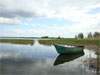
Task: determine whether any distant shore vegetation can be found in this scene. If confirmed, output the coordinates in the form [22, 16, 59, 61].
[39, 32, 100, 47]
[75, 32, 100, 39]
[0, 32, 100, 46]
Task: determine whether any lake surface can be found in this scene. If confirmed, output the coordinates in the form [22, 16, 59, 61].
[0, 40, 99, 75]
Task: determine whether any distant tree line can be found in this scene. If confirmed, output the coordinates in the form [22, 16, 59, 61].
[41, 36, 49, 38]
[41, 36, 62, 39]
[75, 33, 84, 39]
[75, 32, 100, 39]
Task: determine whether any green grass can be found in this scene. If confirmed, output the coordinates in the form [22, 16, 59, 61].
[39, 38, 100, 47]
[0, 38, 99, 47]
[0, 39, 34, 45]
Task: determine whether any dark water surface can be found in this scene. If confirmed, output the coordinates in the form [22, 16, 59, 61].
[0, 40, 99, 75]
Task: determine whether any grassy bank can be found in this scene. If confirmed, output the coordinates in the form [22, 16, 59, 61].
[0, 38, 99, 47]
[39, 38, 100, 47]
[0, 39, 34, 45]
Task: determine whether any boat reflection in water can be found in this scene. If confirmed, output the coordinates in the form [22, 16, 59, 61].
[54, 52, 84, 66]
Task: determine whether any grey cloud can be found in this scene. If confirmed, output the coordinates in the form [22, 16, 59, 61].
[0, 0, 100, 25]
[0, 0, 100, 19]
[0, 0, 43, 19]
[0, 8, 37, 18]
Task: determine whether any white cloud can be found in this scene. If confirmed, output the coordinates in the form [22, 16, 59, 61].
[0, 17, 21, 25]
[0, 0, 100, 37]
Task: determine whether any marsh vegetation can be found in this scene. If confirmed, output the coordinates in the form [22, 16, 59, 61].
[0, 39, 34, 45]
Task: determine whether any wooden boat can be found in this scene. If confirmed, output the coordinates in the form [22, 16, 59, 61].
[54, 52, 84, 66]
[54, 45, 84, 54]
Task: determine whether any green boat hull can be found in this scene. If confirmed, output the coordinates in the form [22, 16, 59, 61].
[54, 45, 84, 54]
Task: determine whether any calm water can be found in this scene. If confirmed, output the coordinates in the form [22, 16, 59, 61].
[0, 40, 99, 75]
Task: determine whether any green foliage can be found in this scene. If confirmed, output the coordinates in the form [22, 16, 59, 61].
[77, 33, 84, 39]
[75, 35, 77, 39]
[41, 36, 49, 38]
[93, 32, 100, 38]
[0, 39, 34, 45]
[39, 38, 100, 46]
[57, 36, 61, 39]
[88, 32, 93, 38]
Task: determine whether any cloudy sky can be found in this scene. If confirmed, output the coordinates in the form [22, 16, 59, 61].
[0, 0, 100, 37]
